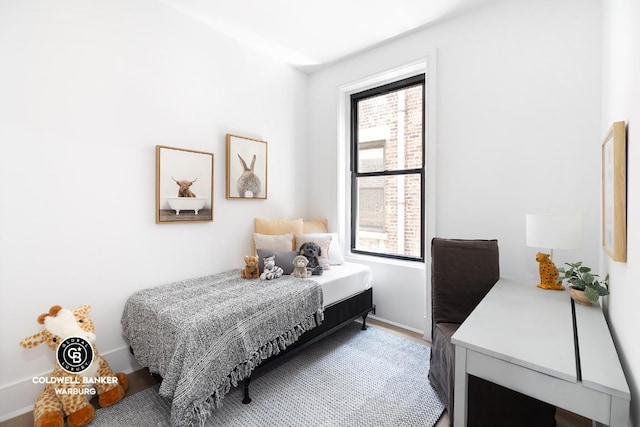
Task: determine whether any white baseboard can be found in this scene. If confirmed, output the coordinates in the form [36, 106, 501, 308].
[0, 345, 142, 422]
[363, 314, 425, 335]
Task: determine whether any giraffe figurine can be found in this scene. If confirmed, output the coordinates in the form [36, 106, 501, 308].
[20, 305, 129, 427]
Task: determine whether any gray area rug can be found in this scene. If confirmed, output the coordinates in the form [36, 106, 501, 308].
[92, 322, 445, 426]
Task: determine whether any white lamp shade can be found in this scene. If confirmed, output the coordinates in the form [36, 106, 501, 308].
[526, 214, 582, 250]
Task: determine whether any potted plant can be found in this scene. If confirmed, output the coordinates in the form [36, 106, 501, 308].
[558, 261, 609, 305]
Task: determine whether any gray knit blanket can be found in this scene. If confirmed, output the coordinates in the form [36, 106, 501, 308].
[121, 269, 323, 427]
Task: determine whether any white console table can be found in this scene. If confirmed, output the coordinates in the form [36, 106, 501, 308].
[451, 278, 630, 427]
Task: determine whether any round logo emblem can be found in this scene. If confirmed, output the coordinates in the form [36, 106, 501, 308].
[56, 336, 94, 374]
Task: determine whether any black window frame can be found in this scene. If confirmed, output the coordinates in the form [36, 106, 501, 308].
[350, 74, 426, 262]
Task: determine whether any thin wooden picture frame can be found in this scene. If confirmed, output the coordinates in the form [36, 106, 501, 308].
[601, 121, 626, 261]
[226, 134, 268, 200]
[156, 145, 214, 223]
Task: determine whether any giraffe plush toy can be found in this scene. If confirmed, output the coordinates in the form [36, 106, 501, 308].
[20, 305, 129, 427]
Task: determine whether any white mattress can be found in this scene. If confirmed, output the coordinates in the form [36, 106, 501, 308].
[311, 262, 373, 307]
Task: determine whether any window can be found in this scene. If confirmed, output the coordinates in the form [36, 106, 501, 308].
[350, 74, 425, 261]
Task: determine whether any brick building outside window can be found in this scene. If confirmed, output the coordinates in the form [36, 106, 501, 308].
[351, 75, 425, 261]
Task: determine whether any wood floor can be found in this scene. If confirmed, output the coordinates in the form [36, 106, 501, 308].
[1, 318, 591, 427]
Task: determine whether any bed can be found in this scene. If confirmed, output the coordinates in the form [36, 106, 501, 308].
[121, 262, 374, 427]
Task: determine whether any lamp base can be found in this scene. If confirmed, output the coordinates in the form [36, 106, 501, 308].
[537, 282, 565, 291]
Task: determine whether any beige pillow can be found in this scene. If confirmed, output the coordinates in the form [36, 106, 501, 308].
[295, 234, 332, 270]
[303, 218, 329, 233]
[303, 232, 345, 265]
[255, 218, 304, 236]
[253, 233, 295, 253]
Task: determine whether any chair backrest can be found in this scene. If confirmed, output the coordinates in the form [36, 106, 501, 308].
[431, 238, 500, 325]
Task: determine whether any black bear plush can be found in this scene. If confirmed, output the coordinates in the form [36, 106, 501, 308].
[298, 241, 324, 275]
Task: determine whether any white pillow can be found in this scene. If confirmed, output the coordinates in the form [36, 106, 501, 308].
[253, 233, 294, 253]
[295, 234, 333, 270]
[303, 232, 345, 265]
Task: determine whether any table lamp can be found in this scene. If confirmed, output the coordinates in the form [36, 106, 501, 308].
[526, 214, 582, 290]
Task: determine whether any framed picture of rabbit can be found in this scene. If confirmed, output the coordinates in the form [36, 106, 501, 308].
[226, 134, 268, 199]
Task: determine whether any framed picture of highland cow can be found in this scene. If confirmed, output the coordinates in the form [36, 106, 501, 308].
[226, 134, 268, 200]
[156, 145, 214, 223]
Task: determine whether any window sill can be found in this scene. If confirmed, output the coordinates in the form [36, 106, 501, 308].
[345, 253, 425, 270]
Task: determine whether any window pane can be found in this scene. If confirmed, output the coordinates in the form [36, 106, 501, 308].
[354, 174, 422, 258]
[356, 84, 423, 173]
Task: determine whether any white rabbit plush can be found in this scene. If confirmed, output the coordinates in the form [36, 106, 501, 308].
[237, 154, 261, 197]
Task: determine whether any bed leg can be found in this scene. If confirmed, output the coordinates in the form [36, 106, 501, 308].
[242, 377, 252, 404]
[361, 313, 368, 330]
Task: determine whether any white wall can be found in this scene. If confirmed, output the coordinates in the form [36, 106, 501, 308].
[308, 0, 602, 334]
[0, 0, 309, 419]
[2, 0, 629, 422]
[602, 0, 640, 424]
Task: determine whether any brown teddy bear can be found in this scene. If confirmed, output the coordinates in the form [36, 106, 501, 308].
[241, 255, 260, 278]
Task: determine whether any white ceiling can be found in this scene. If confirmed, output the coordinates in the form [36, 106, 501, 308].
[159, 0, 497, 72]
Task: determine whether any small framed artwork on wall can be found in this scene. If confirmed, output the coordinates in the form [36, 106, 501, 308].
[226, 134, 268, 200]
[601, 121, 626, 261]
[156, 145, 214, 223]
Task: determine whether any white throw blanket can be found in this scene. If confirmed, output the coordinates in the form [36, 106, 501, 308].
[121, 269, 323, 426]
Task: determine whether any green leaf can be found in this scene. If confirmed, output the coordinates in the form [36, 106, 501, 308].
[591, 283, 610, 296]
[582, 272, 594, 284]
[579, 266, 591, 273]
[569, 279, 584, 289]
[585, 286, 600, 303]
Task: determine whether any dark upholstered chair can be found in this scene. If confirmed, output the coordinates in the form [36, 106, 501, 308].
[428, 238, 556, 427]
